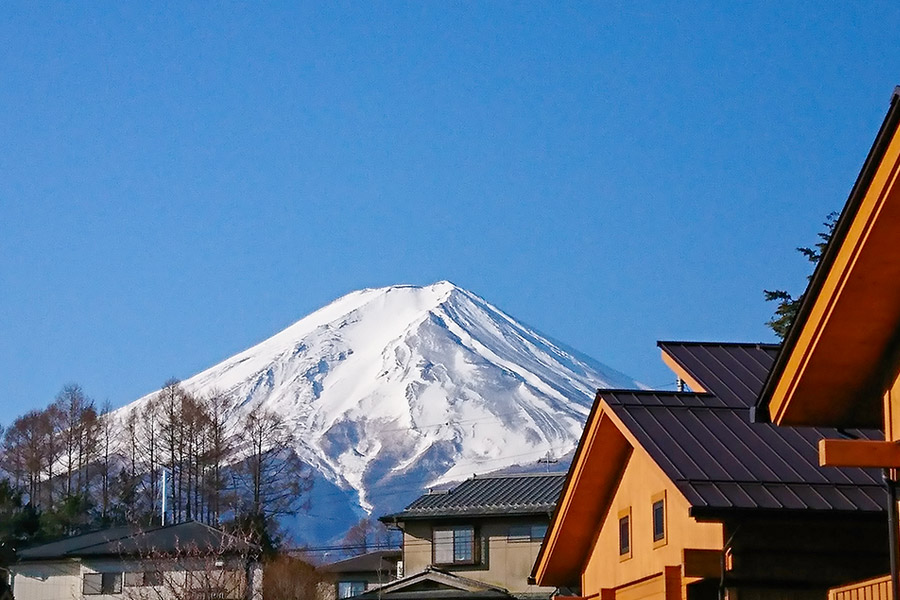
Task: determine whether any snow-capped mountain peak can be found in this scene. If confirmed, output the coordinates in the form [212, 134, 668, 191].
[122, 281, 638, 539]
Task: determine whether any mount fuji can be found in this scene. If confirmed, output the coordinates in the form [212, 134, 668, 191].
[119, 281, 640, 543]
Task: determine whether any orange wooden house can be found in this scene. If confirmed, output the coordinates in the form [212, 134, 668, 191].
[531, 342, 889, 600]
[754, 89, 900, 599]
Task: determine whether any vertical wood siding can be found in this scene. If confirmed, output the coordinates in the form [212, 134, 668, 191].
[829, 575, 891, 600]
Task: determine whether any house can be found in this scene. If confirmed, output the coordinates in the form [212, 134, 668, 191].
[320, 549, 401, 598]
[373, 472, 565, 599]
[532, 341, 890, 600]
[10, 520, 262, 600]
[754, 89, 900, 598]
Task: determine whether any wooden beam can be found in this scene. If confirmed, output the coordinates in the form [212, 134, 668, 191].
[819, 438, 900, 468]
[683, 549, 722, 579]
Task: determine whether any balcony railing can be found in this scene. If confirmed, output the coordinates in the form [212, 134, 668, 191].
[829, 574, 892, 600]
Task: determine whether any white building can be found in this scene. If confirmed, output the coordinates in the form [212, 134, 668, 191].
[10, 521, 262, 600]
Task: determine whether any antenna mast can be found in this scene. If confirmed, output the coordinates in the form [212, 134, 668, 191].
[537, 451, 558, 473]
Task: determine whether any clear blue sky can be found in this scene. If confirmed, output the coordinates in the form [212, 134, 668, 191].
[2, 2, 899, 418]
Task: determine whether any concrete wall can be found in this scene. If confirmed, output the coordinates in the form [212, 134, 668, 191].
[402, 516, 554, 595]
[11, 561, 80, 600]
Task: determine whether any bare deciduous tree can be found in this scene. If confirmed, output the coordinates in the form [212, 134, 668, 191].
[137, 396, 163, 522]
[116, 525, 263, 600]
[237, 410, 310, 524]
[40, 403, 64, 506]
[341, 518, 394, 557]
[97, 400, 116, 521]
[3, 410, 50, 506]
[200, 389, 235, 525]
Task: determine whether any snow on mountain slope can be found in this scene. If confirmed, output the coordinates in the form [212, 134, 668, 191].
[120, 281, 639, 540]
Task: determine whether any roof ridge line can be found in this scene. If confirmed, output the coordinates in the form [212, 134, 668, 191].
[598, 389, 716, 396]
[469, 472, 567, 480]
[657, 340, 780, 348]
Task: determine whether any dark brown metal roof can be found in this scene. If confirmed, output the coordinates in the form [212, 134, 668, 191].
[658, 341, 779, 407]
[383, 473, 565, 521]
[601, 342, 886, 516]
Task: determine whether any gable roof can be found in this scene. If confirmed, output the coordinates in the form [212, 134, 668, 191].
[756, 88, 900, 428]
[17, 521, 257, 561]
[658, 341, 780, 405]
[320, 549, 401, 574]
[356, 567, 513, 599]
[602, 390, 884, 517]
[382, 473, 565, 522]
[533, 341, 885, 587]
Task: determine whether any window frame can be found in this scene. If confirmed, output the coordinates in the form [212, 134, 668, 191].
[337, 580, 367, 598]
[618, 507, 632, 561]
[83, 572, 123, 595]
[124, 570, 164, 588]
[432, 524, 479, 566]
[507, 523, 549, 543]
[652, 490, 667, 548]
[83, 573, 102, 596]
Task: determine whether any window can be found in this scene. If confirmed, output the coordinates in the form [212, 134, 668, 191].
[433, 525, 478, 565]
[338, 581, 367, 598]
[652, 491, 667, 547]
[83, 572, 122, 595]
[145, 571, 164, 586]
[508, 524, 549, 543]
[618, 508, 632, 559]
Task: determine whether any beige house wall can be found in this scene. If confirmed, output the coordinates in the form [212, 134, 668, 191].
[402, 516, 554, 595]
[581, 448, 723, 595]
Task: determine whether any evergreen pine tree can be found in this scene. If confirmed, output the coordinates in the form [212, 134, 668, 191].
[764, 212, 838, 338]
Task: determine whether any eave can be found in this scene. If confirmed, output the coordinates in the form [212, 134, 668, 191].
[380, 508, 556, 524]
[530, 395, 633, 587]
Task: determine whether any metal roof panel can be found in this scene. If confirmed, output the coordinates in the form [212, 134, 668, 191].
[599, 342, 886, 515]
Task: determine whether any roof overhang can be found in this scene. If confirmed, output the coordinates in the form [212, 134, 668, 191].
[758, 88, 900, 428]
[688, 505, 887, 521]
[531, 396, 633, 587]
